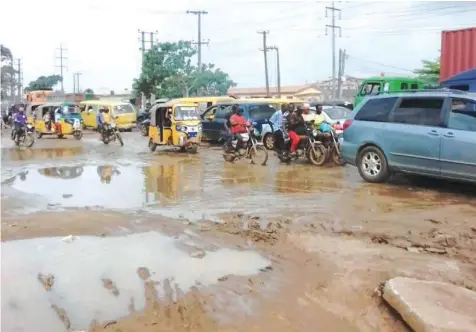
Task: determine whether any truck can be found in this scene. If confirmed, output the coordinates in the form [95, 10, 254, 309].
[440, 27, 476, 91]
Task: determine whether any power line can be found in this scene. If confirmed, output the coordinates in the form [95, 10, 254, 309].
[187, 10, 209, 71]
[55, 44, 67, 93]
[325, 1, 341, 100]
[257, 30, 270, 96]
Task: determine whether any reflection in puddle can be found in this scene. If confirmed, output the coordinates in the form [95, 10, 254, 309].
[7, 163, 204, 209]
[1, 231, 270, 331]
[1, 147, 83, 162]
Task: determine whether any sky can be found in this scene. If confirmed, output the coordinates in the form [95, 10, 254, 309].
[1, 0, 475, 93]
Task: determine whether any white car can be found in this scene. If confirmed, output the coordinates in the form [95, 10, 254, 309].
[260, 105, 352, 149]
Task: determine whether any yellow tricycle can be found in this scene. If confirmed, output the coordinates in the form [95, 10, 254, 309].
[148, 101, 202, 153]
[33, 102, 82, 139]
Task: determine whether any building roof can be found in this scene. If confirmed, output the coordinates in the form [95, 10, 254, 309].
[227, 84, 320, 95]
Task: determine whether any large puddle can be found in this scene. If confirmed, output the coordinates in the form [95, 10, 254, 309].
[2, 159, 473, 219]
[1, 231, 270, 331]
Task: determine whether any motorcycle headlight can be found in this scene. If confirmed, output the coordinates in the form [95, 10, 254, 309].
[312, 129, 318, 136]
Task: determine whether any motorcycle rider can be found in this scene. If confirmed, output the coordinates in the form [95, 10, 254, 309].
[224, 104, 238, 152]
[270, 103, 288, 152]
[313, 104, 334, 127]
[12, 107, 27, 141]
[96, 108, 106, 139]
[287, 105, 306, 156]
[229, 105, 250, 151]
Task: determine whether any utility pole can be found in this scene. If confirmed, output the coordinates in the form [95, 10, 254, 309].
[55, 44, 68, 93]
[16, 59, 22, 98]
[267, 46, 281, 98]
[258, 30, 270, 97]
[73, 72, 82, 93]
[138, 30, 158, 60]
[337, 49, 347, 100]
[325, 2, 341, 100]
[186, 10, 209, 71]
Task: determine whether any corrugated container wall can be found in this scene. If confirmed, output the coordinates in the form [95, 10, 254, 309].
[440, 27, 476, 82]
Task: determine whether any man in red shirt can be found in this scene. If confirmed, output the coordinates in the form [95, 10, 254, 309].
[228, 107, 250, 150]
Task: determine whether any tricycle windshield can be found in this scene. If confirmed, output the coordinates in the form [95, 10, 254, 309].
[175, 106, 200, 121]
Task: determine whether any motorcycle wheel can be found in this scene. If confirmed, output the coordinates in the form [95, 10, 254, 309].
[223, 153, 236, 163]
[35, 130, 43, 139]
[73, 130, 83, 140]
[250, 145, 268, 166]
[24, 133, 35, 147]
[115, 132, 124, 146]
[187, 144, 198, 154]
[307, 143, 327, 166]
[331, 146, 346, 166]
[263, 133, 275, 150]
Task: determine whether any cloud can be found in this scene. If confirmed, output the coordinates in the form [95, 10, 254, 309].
[1, 0, 475, 92]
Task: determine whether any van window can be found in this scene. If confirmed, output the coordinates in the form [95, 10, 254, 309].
[410, 83, 419, 90]
[448, 84, 470, 91]
[448, 98, 476, 132]
[400, 83, 408, 90]
[354, 97, 398, 122]
[391, 98, 443, 127]
[215, 105, 232, 119]
[249, 104, 276, 121]
[113, 104, 134, 114]
[360, 82, 381, 96]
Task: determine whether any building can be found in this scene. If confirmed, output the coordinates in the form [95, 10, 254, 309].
[227, 84, 323, 101]
[316, 75, 363, 101]
[95, 88, 133, 102]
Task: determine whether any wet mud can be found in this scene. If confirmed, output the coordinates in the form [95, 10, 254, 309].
[1, 132, 476, 332]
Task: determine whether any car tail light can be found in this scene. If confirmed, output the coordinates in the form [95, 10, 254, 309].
[343, 119, 353, 130]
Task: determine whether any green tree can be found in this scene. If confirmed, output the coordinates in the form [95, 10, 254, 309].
[133, 41, 236, 98]
[1, 45, 16, 100]
[26, 75, 62, 91]
[414, 57, 440, 85]
[84, 88, 94, 94]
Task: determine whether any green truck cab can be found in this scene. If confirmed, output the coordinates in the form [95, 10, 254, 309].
[354, 77, 424, 107]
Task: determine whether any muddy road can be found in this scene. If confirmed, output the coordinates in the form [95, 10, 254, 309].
[2, 131, 476, 332]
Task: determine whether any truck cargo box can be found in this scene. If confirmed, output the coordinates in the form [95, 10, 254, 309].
[440, 27, 476, 82]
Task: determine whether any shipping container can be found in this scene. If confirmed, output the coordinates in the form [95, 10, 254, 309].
[440, 27, 476, 82]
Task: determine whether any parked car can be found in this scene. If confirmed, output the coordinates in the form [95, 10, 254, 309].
[341, 91, 476, 183]
[201, 101, 276, 142]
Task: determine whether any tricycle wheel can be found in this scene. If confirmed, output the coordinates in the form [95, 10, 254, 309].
[73, 131, 83, 140]
[187, 144, 198, 154]
[57, 134, 64, 139]
[149, 139, 157, 152]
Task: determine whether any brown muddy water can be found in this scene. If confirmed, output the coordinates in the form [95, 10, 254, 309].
[1, 132, 476, 332]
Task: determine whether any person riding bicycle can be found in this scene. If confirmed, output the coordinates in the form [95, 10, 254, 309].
[12, 107, 27, 141]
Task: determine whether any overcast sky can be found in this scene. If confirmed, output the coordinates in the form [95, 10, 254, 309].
[1, 0, 475, 92]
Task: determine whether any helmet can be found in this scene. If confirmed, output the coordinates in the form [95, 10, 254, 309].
[18, 107, 25, 113]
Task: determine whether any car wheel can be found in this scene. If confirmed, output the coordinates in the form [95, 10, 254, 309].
[357, 146, 390, 183]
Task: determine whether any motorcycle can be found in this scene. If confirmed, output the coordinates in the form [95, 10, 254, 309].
[12, 123, 35, 147]
[314, 122, 346, 166]
[139, 118, 150, 136]
[274, 122, 327, 166]
[222, 123, 268, 165]
[101, 121, 124, 146]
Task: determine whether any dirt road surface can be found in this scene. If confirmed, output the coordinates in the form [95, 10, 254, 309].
[2, 130, 476, 332]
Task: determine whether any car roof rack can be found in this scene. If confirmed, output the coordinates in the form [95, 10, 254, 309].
[380, 88, 467, 95]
